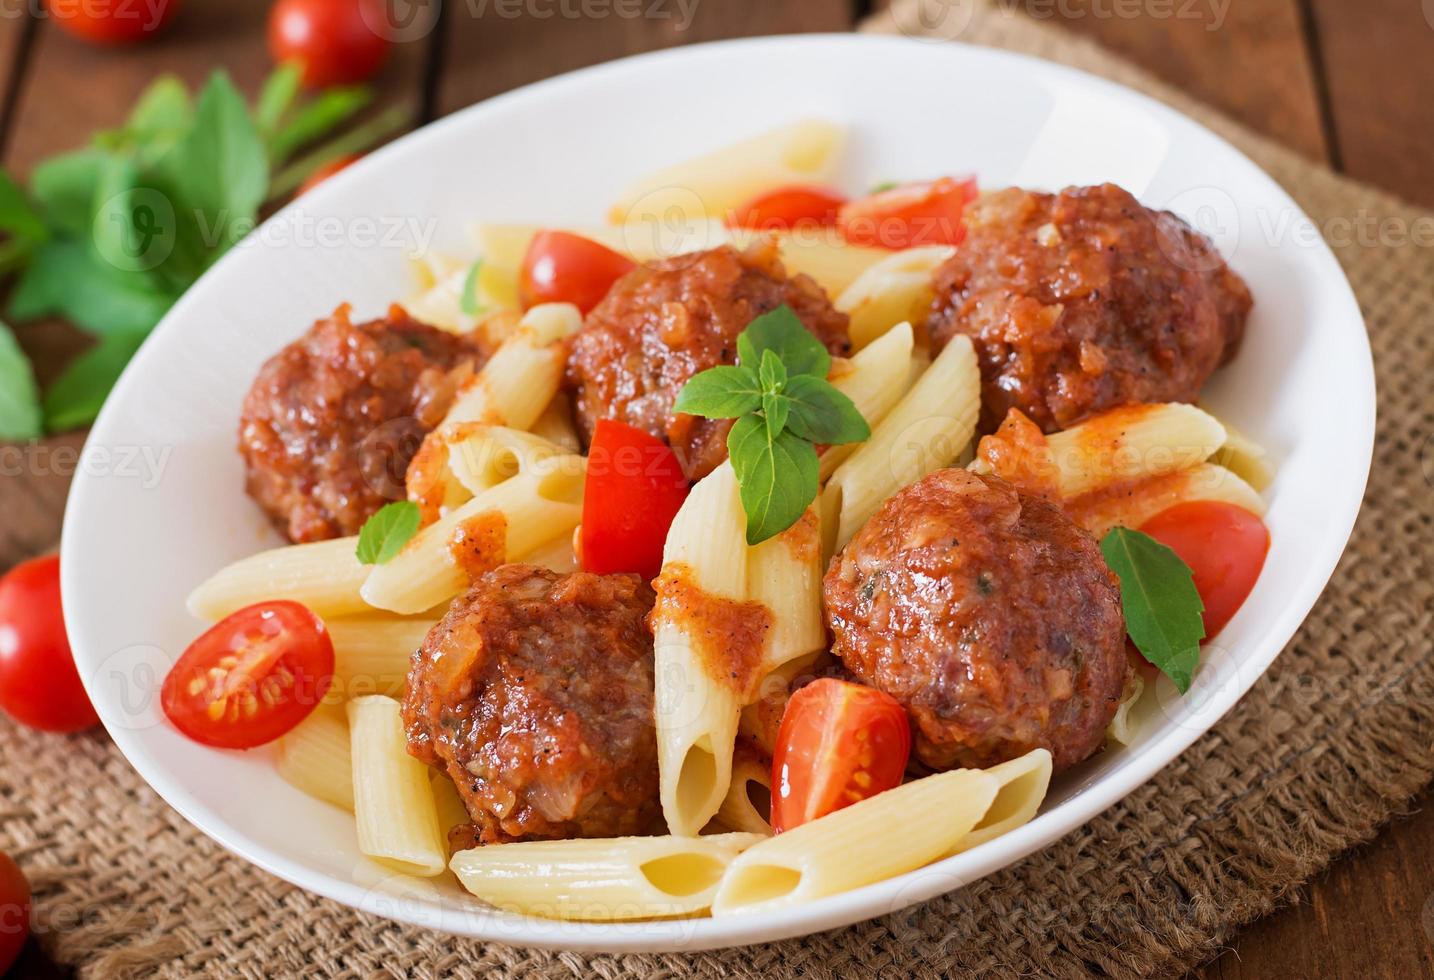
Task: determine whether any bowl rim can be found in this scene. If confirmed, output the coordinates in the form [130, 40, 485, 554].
[60, 31, 1376, 953]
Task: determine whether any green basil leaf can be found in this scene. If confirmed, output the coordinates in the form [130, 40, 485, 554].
[782, 374, 871, 446]
[9, 241, 172, 335]
[736, 304, 831, 379]
[673, 365, 763, 419]
[1100, 526, 1206, 694]
[41, 332, 145, 432]
[757, 347, 788, 392]
[356, 501, 423, 565]
[727, 415, 819, 545]
[95, 75, 194, 166]
[0, 168, 47, 245]
[267, 86, 373, 165]
[0, 321, 41, 441]
[30, 150, 105, 236]
[460, 259, 485, 316]
[255, 62, 303, 136]
[762, 390, 790, 440]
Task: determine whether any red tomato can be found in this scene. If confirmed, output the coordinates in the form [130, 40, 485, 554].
[771, 678, 911, 833]
[0, 555, 98, 733]
[579, 420, 689, 580]
[268, 0, 391, 88]
[1140, 501, 1270, 638]
[45, 0, 179, 44]
[0, 851, 29, 976]
[519, 230, 636, 314]
[726, 185, 847, 231]
[298, 154, 361, 195]
[838, 176, 979, 250]
[161, 601, 334, 750]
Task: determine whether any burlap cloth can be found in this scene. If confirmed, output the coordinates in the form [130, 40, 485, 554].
[1, 2, 1430, 976]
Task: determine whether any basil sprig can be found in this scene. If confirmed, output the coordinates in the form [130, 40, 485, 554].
[674, 305, 869, 545]
[1100, 526, 1206, 693]
[356, 501, 422, 565]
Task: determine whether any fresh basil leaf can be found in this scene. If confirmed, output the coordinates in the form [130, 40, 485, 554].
[96, 76, 194, 165]
[727, 415, 819, 545]
[1100, 526, 1206, 694]
[673, 365, 763, 419]
[267, 86, 372, 165]
[0, 168, 47, 244]
[757, 347, 787, 392]
[762, 390, 790, 440]
[41, 332, 145, 432]
[460, 259, 485, 316]
[29, 150, 105, 236]
[782, 374, 871, 445]
[356, 501, 423, 565]
[736, 304, 831, 379]
[0, 321, 41, 440]
[10, 240, 172, 335]
[255, 62, 303, 136]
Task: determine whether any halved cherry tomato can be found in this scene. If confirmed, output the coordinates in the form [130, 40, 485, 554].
[838, 176, 979, 250]
[771, 678, 911, 833]
[298, 154, 361, 195]
[519, 230, 636, 314]
[268, 0, 391, 88]
[0, 555, 99, 733]
[579, 419, 689, 580]
[726, 185, 847, 232]
[1140, 501, 1270, 638]
[45, 0, 179, 45]
[0, 851, 29, 976]
[161, 601, 334, 750]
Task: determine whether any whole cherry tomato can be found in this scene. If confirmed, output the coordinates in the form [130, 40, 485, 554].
[771, 678, 911, 833]
[1140, 500, 1270, 638]
[519, 230, 636, 314]
[0, 555, 99, 733]
[579, 419, 689, 580]
[727, 185, 847, 232]
[161, 601, 334, 749]
[298, 154, 362, 195]
[0, 851, 29, 977]
[268, 0, 391, 88]
[45, 0, 179, 45]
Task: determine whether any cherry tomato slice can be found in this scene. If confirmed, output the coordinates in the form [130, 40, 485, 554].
[161, 601, 334, 750]
[268, 0, 391, 88]
[298, 154, 361, 195]
[726, 185, 847, 232]
[45, 0, 179, 45]
[1140, 501, 1270, 638]
[0, 555, 99, 733]
[838, 176, 979, 250]
[771, 678, 911, 833]
[519, 230, 636, 314]
[579, 419, 689, 580]
[0, 851, 29, 977]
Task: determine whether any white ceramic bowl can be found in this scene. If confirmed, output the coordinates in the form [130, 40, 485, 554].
[60, 34, 1374, 952]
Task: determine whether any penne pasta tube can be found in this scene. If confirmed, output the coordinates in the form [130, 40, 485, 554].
[439, 302, 581, 431]
[1044, 403, 1227, 499]
[363, 454, 587, 615]
[404, 250, 518, 332]
[1106, 671, 1146, 747]
[407, 423, 568, 523]
[187, 537, 371, 622]
[715, 750, 775, 837]
[523, 530, 579, 575]
[347, 695, 446, 877]
[745, 508, 824, 675]
[1209, 417, 1274, 491]
[835, 245, 955, 350]
[822, 321, 917, 480]
[1065, 462, 1266, 539]
[469, 220, 731, 270]
[944, 748, 1052, 855]
[430, 771, 472, 841]
[276, 704, 354, 812]
[327, 615, 436, 699]
[529, 391, 582, 453]
[824, 334, 980, 552]
[450, 832, 764, 921]
[711, 769, 999, 916]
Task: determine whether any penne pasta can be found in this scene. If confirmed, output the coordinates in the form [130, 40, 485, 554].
[760, 232, 890, 297]
[944, 748, 1052, 855]
[822, 321, 917, 480]
[275, 704, 354, 812]
[451, 832, 764, 922]
[407, 423, 569, 524]
[1065, 462, 1266, 539]
[439, 302, 581, 431]
[715, 750, 775, 837]
[745, 507, 824, 676]
[1209, 417, 1274, 491]
[404, 250, 518, 332]
[327, 615, 436, 699]
[187, 537, 371, 622]
[738, 652, 825, 758]
[1106, 671, 1146, 747]
[347, 696, 446, 877]
[711, 768, 999, 916]
[529, 392, 583, 454]
[523, 530, 580, 575]
[835, 245, 955, 350]
[824, 334, 981, 552]
[430, 771, 472, 841]
[470, 220, 731, 270]
[1043, 403, 1227, 499]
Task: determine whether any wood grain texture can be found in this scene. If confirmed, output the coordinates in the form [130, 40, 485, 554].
[1309, 0, 1434, 207]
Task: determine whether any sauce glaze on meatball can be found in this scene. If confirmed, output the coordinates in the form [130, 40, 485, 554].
[566, 241, 850, 480]
[927, 184, 1252, 434]
[402, 565, 662, 845]
[823, 468, 1128, 772]
[239, 305, 484, 543]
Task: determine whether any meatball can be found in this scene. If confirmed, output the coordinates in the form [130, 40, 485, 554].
[823, 468, 1127, 772]
[566, 241, 850, 480]
[239, 305, 483, 543]
[927, 184, 1252, 434]
[402, 565, 662, 844]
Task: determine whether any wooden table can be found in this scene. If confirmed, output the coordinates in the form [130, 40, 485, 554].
[1, 2, 1430, 976]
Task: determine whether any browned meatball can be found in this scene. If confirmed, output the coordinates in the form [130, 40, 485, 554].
[239, 305, 483, 543]
[566, 241, 850, 480]
[823, 468, 1127, 772]
[927, 184, 1252, 434]
[403, 565, 662, 845]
